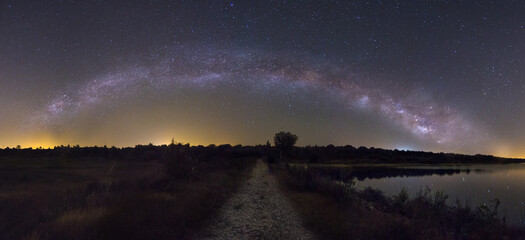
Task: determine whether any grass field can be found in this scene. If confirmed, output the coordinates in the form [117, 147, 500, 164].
[0, 146, 256, 240]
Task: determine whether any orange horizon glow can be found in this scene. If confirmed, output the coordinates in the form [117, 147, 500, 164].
[3, 139, 524, 160]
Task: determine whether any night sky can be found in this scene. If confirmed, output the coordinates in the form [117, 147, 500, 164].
[1, 1, 525, 157]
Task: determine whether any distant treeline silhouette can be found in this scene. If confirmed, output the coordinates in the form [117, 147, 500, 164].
[1, 143, 522, 164]
[0, 143, 265, 162]
[286, 145, 523, 164]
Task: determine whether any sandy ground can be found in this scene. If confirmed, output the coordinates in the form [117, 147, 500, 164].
[197, 159, 317, 240]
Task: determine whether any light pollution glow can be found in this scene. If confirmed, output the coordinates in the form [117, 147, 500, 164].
[3, 1, 525, 158]
[3, 48, 521, 158]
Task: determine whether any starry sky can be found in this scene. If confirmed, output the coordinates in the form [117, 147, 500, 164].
[1, 0, 524, 157]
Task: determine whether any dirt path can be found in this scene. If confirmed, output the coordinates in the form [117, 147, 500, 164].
[197, 159, 317, 240]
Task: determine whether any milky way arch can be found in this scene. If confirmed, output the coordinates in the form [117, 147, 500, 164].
[30, 48, 484, 147]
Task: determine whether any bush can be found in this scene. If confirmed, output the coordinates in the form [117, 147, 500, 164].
[360, 187, 387, 204]
[392, 188, 409, 208]
[164, 147, 196, 179]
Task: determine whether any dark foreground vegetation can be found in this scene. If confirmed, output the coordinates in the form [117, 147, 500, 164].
[276, 163, 525, 240]
[2, 141, 524, 240]
[0, 144, 259, 240]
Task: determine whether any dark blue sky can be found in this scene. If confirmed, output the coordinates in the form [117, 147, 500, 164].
[1, 0, 524, 157]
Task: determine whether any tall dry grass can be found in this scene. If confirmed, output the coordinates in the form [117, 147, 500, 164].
[0, 146, 256, 240]
[277, 163, 525, 240]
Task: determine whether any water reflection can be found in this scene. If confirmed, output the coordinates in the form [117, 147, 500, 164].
[296, 164, 490, 181]
[350, 167, 475, 180]
[353, 163, 525, 226]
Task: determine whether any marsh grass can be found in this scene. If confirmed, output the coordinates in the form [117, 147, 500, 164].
[0, 146, 256, 240]
[277, 163, 525, 240]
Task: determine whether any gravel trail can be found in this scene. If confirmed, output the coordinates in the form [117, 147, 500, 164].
[197, 159, 317, 240]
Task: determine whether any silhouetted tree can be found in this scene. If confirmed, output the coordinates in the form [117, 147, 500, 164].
[274, 131, 298, 160]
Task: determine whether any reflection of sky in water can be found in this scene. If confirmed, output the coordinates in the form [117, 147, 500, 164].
[355, 163, 525, 225]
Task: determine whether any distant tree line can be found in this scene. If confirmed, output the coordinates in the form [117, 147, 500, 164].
[283, 144, 514, 164]
[0, 143, 265, 162]
[1, 141, 519, 164]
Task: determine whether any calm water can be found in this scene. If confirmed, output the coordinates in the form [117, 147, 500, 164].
[354, 163, 525, 226]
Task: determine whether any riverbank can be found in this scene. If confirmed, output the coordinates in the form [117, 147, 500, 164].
[277, 162, 525, 240]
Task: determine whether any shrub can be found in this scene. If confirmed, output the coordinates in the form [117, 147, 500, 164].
[392, 188, 409, 208]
